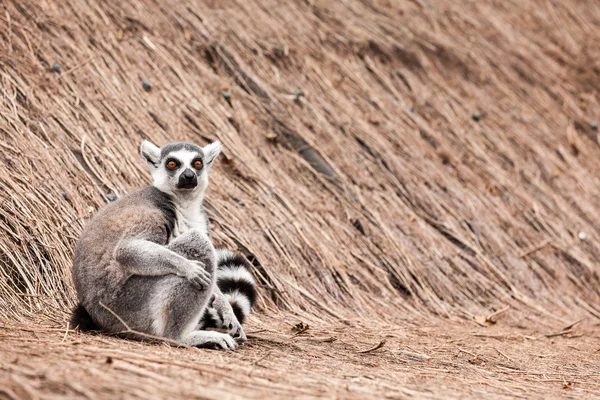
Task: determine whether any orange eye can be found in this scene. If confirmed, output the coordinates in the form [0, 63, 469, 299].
[166, 160, 177, 170]
[193, 160, 203, 169]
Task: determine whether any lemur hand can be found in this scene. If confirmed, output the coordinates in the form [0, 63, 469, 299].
[181, 260, 211, 289]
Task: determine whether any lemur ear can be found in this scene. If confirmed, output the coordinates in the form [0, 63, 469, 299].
[140, 140, 161, 167]
[203, 141, 221, 168]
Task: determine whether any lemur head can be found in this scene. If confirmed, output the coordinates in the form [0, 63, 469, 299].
[140, 140, 221, 199]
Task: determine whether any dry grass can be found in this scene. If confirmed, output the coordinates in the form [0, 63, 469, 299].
[2, 318, 600, 399]
[0, 316, 600, 399]
[1, 0, 600, 398]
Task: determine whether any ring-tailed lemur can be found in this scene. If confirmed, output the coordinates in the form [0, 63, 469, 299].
[70, 140, 257, 349]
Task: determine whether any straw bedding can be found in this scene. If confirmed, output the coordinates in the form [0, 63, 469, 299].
[1, 0, 599, 398]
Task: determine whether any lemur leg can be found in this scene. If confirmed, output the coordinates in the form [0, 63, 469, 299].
[155, 276, 238, 349]
[166, 230, 246, 341]
[102, 274, 239, 348]
[162, 230, 237, 348]
[150, 276, 236, 349]
[102, 230, 236, 349]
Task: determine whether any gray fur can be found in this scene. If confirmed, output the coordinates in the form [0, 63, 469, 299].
[72, 140, 241, 349]
[116, 238, 211, 289]
[160, 142, 203, 159]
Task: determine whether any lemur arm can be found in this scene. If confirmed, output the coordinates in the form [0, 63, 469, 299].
[116, 237, 212, 288]
[165, 229, 216, 274]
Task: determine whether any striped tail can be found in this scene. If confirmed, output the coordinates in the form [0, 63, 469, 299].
[200, 249, 257, 330]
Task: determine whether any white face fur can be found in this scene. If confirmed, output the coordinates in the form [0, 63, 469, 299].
[140, 140, 221, 199]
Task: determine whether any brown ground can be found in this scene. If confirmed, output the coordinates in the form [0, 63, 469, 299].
[1, 0, 600, 398]
[2, 317, 600, 399]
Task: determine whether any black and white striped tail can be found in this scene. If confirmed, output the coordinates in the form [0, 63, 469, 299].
[200, 249, 257, 329]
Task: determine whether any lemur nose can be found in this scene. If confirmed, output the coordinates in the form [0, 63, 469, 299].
[181, 169, 195, 180]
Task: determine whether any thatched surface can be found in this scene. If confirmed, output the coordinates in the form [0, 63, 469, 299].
[2, 318, 600, 399]
[1, 0, 600, 398]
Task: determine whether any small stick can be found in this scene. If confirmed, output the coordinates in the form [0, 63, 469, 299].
[494, 348, 512, 362]
[487, 305, 510, 321]
[458, 348, 477, 357]
[61, 321, 70, 343]
[251, 328, 308, 365]
[562, 318, 584, 331]
[518, 238, 552, 258]
[99, 302, 189, 348]
[544, 329, 573, 338]
[246, 329, 268, 335]
[544, 319, 585, 338]
[357, 339, 386, 354]
[65, 56, 95, 74]
[99, 302, 132, 331]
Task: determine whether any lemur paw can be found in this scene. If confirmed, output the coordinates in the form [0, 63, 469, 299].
[182, 260, 211, 289]
[207, 293, 247, 342]
[182, 331, 238, 350]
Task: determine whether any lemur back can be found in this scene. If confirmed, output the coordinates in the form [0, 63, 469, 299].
[73, 187, 175, 308]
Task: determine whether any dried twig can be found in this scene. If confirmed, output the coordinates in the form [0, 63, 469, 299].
[61, 321, 70, 343]
[487, 305, 511, 321]
[99, 302, 188, 348]
[518, 239, 552, 258]
[357, 339, 386, 354]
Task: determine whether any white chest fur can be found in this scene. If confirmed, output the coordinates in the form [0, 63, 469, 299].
[171, 202, 208, 239]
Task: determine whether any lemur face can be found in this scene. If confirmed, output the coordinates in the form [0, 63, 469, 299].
[140, 140, 221, 196]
